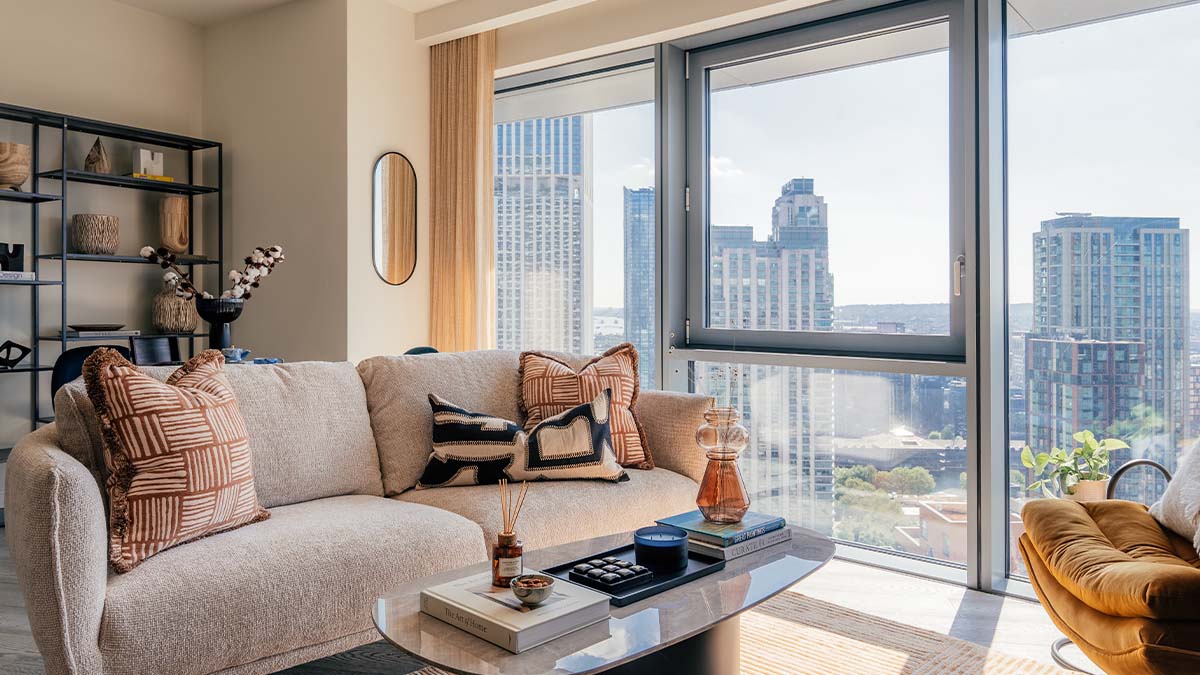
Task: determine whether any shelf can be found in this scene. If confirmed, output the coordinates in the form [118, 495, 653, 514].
[0, 102, 64, 126]
[0, 279, 62, 286]
[0, 190, 61, 204]
[66, 117, 218, 151]
[40, 332, 208, 342]
[36, 416, 54, 425]
[0, 364, 51, 374]
[37, 253, 218, 265]
[37, 170, 218, 195]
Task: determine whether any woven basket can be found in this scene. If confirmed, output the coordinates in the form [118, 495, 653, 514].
[152, 283, 199, 333]
[70, 214, 120, 255]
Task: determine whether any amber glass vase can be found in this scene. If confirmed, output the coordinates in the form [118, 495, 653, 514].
[695, 407, 751, 523]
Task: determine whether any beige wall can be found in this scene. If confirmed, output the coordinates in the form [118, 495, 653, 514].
[346, 0, 431, 361]
[203, 0, 350, 362]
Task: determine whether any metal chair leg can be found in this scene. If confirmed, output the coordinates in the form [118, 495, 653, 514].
[1051, 637, 1100, 674]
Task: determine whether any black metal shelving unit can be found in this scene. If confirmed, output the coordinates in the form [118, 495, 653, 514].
[0, 101, 224, 489]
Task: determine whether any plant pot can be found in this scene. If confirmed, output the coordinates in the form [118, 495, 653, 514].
[70, 214, 120, 255]
[695, 406, 751, 523]
[195, 297, 244, 350]
[0, 142, 32, 190]
[152, 282, 199, 334]
[1065, 478, 1109, 503]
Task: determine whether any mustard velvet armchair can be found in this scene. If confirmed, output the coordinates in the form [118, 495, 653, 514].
[1020, 460, 1200, 675]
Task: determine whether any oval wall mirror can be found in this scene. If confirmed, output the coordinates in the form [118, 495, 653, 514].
[372, 152, 417, 285]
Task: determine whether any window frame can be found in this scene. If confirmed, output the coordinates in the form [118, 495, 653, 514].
[681, 0, 969, 362]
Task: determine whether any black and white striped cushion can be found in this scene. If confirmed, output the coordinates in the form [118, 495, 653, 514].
[417, 389, 628, 488]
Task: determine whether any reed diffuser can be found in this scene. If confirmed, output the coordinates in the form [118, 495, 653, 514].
[492, 479, 530, 587]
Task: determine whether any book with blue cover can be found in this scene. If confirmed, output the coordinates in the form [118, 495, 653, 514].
[655, 510, 786, 547]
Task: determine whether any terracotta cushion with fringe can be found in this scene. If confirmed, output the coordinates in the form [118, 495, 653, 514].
[519, 343, 651, 469]
[84, 348, 269, 573]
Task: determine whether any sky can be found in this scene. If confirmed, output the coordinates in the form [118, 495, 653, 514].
[577, 1, 1200, 311]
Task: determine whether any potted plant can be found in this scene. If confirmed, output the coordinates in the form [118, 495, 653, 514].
[1020, 430, 1129, 502]
[140, 244, 285, 350]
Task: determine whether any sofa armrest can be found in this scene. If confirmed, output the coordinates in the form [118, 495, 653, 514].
[5, 425, 107, 675]
[635, 390, 714, 483]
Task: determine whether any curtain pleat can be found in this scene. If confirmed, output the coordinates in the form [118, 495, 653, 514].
[429, 31, 496, 352]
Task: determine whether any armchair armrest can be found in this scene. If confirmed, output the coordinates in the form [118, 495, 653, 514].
[635, 390, 714, 483]
[5, 425, 107, 675]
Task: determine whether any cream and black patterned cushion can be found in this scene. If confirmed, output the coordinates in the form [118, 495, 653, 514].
[417, 389, 627, 488]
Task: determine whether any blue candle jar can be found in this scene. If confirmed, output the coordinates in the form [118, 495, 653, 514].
[633, 525, 689, 572]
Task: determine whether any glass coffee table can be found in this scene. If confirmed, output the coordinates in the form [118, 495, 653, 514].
[372, 525, 835, 675]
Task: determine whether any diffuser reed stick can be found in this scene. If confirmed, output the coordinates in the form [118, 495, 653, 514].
[493, 479, 529, 587]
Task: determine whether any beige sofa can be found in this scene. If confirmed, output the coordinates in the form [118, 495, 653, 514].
[5, 350, 711, 675]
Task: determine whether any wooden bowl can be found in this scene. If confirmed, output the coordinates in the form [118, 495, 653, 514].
[0, 142, 32, 190]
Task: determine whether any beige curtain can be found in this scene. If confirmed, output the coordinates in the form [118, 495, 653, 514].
[429, 30, 497, 352]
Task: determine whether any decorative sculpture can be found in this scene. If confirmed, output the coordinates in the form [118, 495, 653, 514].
[0, 340, 32, 370]
[84, 137, 111, 174]
[0, 243, 23, 271]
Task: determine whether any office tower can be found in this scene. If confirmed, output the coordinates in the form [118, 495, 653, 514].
[1025, 215, 1188, 489]
[1190, 355, 1200, 438]
[697, 178, 835, 534]
[623, 187, 656, 386]
[493, 115, 594, 354]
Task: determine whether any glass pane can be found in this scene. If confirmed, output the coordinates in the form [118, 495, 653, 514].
[1006, 2, 1199, 577]
[493, 65, 657, 386]
[691, 361, 967, 568]
[705, 21, 950, 336]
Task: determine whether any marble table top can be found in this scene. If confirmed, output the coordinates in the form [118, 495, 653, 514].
[372, 525, 835, 675]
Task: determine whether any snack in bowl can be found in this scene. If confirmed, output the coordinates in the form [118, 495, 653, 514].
[509, 573, 556, 607]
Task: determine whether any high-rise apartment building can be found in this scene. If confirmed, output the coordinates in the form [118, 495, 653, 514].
[623, 187, 656, 386]
[696, 178, 836, 534]
[1025, 215, 1188, 483]
[493, 115, 594, 354]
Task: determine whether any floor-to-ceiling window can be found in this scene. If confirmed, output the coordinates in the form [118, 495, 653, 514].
[1005, 0, 1200, 578]
[493, 60, 658, 386]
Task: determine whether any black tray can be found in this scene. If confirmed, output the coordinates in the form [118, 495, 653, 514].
[542, 543, 726, 607]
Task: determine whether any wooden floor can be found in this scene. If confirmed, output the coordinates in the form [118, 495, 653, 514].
[0, 529, 1090, 674]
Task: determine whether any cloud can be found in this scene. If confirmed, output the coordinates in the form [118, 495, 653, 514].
[710, 155, 744, 177]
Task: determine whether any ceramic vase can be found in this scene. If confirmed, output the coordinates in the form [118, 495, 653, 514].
[1065, 478, 1109, 503]
[695, 407, 751, 523]
[152, 282, 199, 334]
[160, 196, 189, 253]
[195, 297, 244, 350]
[0, 142, 32, 190]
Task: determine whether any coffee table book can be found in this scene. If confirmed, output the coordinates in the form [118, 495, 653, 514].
[686, 526, 792, 560]
[419, 572, 610, 654]
[656, 510, 785, 547]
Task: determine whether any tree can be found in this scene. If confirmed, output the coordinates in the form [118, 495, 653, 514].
[941, 424, 957, 439]
[875, 466, 936, 495]
[834, 464, 877, 488]
[928, 431, 943, 440]
[834, 473, 903, 549]
[959, 471, 968, 490]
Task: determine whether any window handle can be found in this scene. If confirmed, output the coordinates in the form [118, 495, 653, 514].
[953, 254, 966, 297]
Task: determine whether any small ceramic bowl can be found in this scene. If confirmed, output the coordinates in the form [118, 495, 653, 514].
[510, 573, 556, 607]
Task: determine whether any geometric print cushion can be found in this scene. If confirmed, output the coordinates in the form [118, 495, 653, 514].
[83, 348, 269, 573]
[519, 343, 653, 470]
[418, 388, 627, 488]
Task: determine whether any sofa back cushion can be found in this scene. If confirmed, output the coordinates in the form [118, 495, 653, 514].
[357, 350, 522, 495]
[54, 360, 383, 508]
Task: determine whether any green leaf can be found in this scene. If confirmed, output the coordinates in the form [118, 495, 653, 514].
[1103, 438, 1130, 451]
[1021, 446, 1035, 469]
[1035, 453, 1051, 473]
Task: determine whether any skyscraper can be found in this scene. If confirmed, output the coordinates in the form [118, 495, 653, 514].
[695, 178, 836, 534]
[1025, 214, 1189, 486]
[623, 187, 655, 386]
[493, 115, 594, 353]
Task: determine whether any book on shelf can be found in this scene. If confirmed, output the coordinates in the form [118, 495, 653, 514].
[420, 572, 609, 653]
[656, 510, 786, 547]
[0, 271, 36, 281]
[127, 173, 175, 183]
[64, 329, 141, 338]
[686, 526, 792, 560]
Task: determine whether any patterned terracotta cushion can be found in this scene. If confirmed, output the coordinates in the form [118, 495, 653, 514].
[519, 343, 652, 469]
[84, 348, 269, 573]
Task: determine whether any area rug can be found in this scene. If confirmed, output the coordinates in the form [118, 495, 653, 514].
[276, 592, 1075, 674]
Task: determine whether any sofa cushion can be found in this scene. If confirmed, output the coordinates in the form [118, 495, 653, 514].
[397, 468, 698, 551]
[55, 360, 383, 509]
[358, 350, 523, 495]
[99, 495, 487, 675]
[1021, 498, 1200, 620]
[419, 390, 626, 487]
[84, 348, 270, 573]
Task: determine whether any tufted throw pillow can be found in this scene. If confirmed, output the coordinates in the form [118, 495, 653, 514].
[418, 389, 627, 488]
[520, 343, 651, 469]
[84, 348, 269, 573]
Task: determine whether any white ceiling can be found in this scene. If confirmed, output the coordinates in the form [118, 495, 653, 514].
[114, 0, 458, 26]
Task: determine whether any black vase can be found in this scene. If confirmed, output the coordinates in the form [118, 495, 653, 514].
[195, 297, 244, 350]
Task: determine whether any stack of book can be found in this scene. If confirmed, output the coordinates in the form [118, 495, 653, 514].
[420, 572, 610, 653]
[656, 510, 790, 560]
